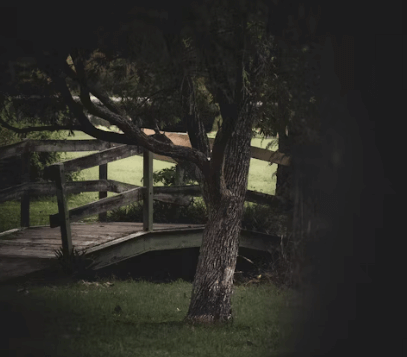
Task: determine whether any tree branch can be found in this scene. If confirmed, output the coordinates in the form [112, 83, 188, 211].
[71, 49, 127, 117]
[49, 52, 209, 170]
[184, 76, 210, 156]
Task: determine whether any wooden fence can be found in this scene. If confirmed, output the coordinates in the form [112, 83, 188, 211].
[0, 135, 291, 256]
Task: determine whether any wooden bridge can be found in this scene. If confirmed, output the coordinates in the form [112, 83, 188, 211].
[0, 132, 290, 282]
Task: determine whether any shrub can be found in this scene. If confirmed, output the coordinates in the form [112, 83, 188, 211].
[54, 247, 94, 277]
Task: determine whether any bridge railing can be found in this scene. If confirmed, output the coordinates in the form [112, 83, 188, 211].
[0, 135, 291, 256]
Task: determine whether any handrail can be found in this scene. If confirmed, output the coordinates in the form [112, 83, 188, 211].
[0, 137, 290, 166]
[0, 137, 291, 257]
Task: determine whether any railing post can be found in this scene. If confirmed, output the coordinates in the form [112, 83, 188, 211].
[52, 163, 72, 256]
[98, 162, 108, 222]
[20, 152, 30, 227]
[175, 164, 184, 186]
[143, 149, 153, 231]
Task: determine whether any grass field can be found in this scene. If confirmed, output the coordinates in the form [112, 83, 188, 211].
[0, 277, 297, 357]
[0, 130, 278, 232]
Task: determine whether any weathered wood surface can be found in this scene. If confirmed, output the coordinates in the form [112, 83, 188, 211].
[53, 163, 72, 255]
[0, 181, 288, 210]
[0, 135, 290, 165]
[0, 183, 28, 202]
[0, 223, 205, 259]
[0, 140, 28, 160]
[143, 149, 153, 231]
[0, 139, 121, 160]
[20, 152, 31, 227]
[44, 144, 140, 175]
[0, 222, 280, 275]
[0, 181, 196, 205]
[140, 130, 290, 166]
[49, 187, 144, 228]
[99, 163, 108, 221]
[25, 140, 121, 153]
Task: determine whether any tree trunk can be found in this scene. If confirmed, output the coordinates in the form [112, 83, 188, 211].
[186, 107, 253, 324]
[186, 195, 243, 323]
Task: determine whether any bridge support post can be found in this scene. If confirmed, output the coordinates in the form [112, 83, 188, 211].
[52, 163, 72, 256]
[143, 149, 153, 231]
[175, 164, 184, 185]
[98, 163, 108, 222]
[20, 152, 30, 227]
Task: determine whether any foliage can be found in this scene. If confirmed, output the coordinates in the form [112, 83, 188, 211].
[255, 42, 321, 146]
[152, 166, 198, 187]
[54, 246, 93, 277]
[107, 198, 208, 225]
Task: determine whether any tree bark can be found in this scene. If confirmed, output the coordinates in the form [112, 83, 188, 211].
[186, 106, 253, 324]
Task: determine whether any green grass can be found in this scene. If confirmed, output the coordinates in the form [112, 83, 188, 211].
[0, 130, 278, 233]
[0, 278, 295, 357]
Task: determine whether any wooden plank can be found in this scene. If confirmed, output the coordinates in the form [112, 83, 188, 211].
[153, 193, 192, 206]
[0, 236, 104, 244]
[0, 248, 58, 258]
[250, 146, 291, 166]
[49, 187, 144, 228]
[0, 228, 25, 238]
[145, 229, 204, 251]
[175, 164, 185, 185]
[52, 163, 73, 256]
[107, 180, 139, 193]
[20, 152, 30, 227]
[0, 239, 96, 246]
[85, 231, 149, 255]
[154, 185, 201, 196]
[207, 137, 290, 166]
[0, 140, 28, 159]
[26, 140, 120, 152]
[60, 144, 139, 173]
[0, 183, 28, 202]
[86, 227, 280, 270]
[28, 180, 111, 196]
[143, 150, 153, 231]
[99, 163, 108, 221]
[245, 190, 290, 208]
[85, 228, 204, 270]
[86, 233, 148, 270]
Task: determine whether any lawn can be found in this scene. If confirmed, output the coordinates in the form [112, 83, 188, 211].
[0, 277, 296, 357]
[0, 130, 278, 233]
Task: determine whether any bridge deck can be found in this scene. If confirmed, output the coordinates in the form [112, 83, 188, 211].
[0, 222, 279, 283]
[0, 222, 203, 259]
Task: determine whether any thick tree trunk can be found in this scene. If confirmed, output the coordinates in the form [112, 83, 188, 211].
[186, 195, 244, 323]
[186, 108, 253, 324]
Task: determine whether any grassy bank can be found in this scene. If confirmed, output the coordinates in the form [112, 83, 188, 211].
[0, 278, 295, 357]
